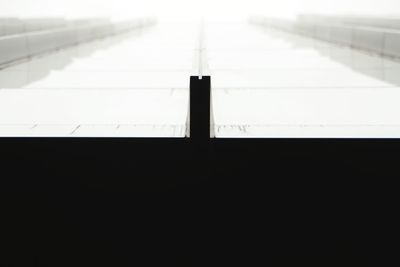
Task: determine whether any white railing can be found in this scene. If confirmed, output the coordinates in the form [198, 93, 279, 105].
[250, 15, 400, 60]
[0, 17, 157, 68]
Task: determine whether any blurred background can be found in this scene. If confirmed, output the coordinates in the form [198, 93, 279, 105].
[0, 0, 399, 22]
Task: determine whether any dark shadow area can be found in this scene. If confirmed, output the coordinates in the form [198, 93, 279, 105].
[0, 137, 394, 266]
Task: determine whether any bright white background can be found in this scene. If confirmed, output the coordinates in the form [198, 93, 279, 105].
[0, 0, 399, 21]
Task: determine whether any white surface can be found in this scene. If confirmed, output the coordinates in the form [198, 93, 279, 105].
[0, 23, 194, 137]
[3, 21, 400, 138]
[0, 88, 188, 137]
[209, 23, 400, 138]
[0, 89, 188, 124]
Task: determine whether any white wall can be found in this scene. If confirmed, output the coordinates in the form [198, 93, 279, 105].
[0, 0, 399, 21]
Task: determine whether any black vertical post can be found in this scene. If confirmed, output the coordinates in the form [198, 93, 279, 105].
[190, 76, 211, 142]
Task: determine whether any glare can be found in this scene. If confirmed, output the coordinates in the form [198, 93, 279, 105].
[0, 0, 399, 22]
